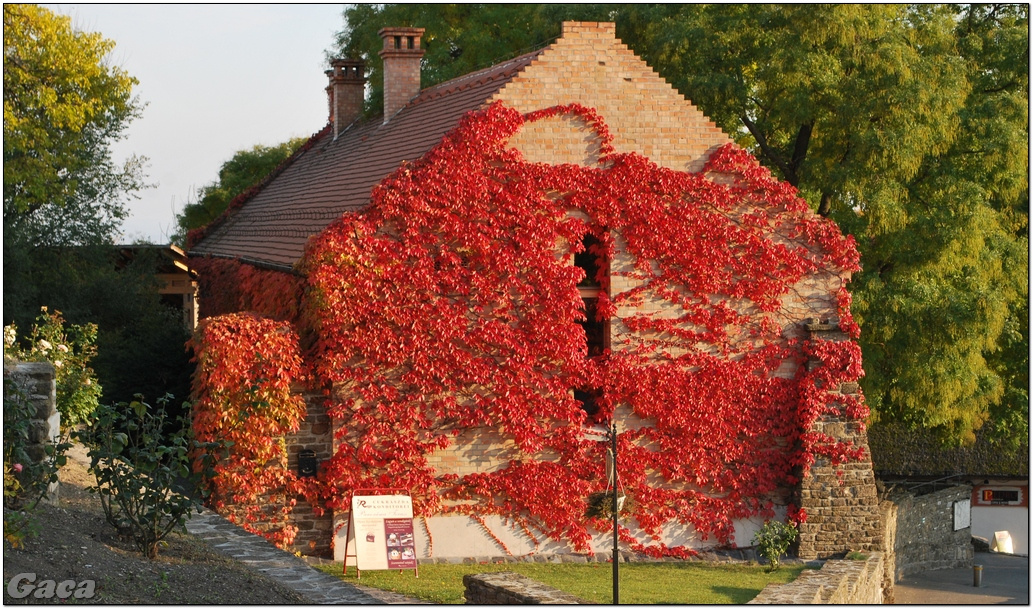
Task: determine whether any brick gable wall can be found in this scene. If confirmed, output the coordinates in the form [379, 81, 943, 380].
[496, 22, 729, 173]
[371, 21, 872, 558]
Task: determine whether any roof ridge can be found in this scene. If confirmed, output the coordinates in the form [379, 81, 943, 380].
[412, 49, 544, 104]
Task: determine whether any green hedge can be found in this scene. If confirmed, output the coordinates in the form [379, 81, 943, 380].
[868, 423, 1028, 477]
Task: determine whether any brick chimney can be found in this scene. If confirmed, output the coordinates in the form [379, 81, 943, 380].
[378, 27, 425, 122]
[325, 58, 366, 139]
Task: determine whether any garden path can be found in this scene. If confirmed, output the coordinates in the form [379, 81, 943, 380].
[184, 509, 425, 604]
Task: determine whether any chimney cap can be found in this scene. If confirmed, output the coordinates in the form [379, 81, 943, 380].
[378, 27, 425, 55]
[326, 57, 366, 82]
[331, 57, 366, 68]
[377, 26, 425, 38]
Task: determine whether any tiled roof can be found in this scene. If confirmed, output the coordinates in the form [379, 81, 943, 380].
[189, 51, 543, 271]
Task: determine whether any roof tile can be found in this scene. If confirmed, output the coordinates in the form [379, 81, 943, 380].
[190, 51, 542, 271]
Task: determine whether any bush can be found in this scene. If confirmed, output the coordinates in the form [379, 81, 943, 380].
[3, 245, 195, 421]
[4, 307, 102, 427]
[76, 395, 204, 558]
[753, 519, 798, 571]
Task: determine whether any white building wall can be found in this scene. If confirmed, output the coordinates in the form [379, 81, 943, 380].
[971, 506, 1029, 556]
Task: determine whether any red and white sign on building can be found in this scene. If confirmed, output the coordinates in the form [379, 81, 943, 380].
[973, 485, 1027, 507]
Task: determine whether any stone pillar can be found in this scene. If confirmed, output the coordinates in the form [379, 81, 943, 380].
[3, 361, 60, 503]
[795, 320, 881, 559]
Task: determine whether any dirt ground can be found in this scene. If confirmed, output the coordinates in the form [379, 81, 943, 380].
[2, 448, 307, 604]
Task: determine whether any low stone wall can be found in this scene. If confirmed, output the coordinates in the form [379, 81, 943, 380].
[749, 553, 884, 604]
[3, 361, 60, 503]
[884, 485, 972, 580]
[463, 572, 590, 604]
[879, 499, 898, 603]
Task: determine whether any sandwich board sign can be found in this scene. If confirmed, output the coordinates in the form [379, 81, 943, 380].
[343, 490, 418, 578]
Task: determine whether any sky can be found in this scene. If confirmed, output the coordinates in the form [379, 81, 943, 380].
[45, 4, 347, 244]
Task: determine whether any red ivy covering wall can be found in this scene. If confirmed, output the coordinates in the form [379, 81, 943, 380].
[189, 313, 318, 548]
[192, 101, 866, 557]
[190, 257, 306, 323]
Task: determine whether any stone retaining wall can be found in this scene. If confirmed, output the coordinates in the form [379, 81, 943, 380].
[884, 485, 972, 580]
[463, 572, 590, 604]
[879, 499, 898, 603]
[749, 553, 884, 604]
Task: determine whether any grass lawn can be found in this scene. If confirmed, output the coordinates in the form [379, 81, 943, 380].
[316, 560, 810, 604]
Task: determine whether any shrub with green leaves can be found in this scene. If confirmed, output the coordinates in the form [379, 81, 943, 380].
[4, 307, 102, 427]
[753, 519, 798, 571]
[76, 394, 203, 558]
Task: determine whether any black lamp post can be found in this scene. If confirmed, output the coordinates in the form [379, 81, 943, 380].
[610, 421, 619, 605]
[584, 420, 621, 604]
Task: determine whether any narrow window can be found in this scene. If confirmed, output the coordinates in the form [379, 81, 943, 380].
[575, 388, 601, 419]
[575, 234, 602, 288]
[573, 230, 609, 421]
[579, 297, 605, 357]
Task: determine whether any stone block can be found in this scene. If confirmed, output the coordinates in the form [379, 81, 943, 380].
[463, 572, 591, 604]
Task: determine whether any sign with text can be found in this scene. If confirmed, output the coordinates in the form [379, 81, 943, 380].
[953, 499, 971, 531]
[349, 495, 416, 571]
[973, 485, 1027, 507]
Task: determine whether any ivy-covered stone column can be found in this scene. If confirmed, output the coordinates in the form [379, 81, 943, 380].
[796, 319, 882, 559]
[4, 361, 60, 503]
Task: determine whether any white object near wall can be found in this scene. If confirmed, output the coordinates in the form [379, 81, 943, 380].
[344, 495, 416, 573]
[953, 499, 971, 531]
[992, 530, 1014, 554]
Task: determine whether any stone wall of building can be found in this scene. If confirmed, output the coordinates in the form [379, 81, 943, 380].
[463, 572, 590, 604]
[749, 553, 885, 604]
[224, 389, 334, 558]
[3, 361, 60, 503]
[884, 485, 973, 580]
[795, 321, 882, 560]
[282, 391, 334, 557]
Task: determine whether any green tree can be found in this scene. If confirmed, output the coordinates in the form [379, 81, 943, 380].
[174, 138, 307, 243]
[3, 245, 194, 411]
[3, 4, 146, 247]
[332, 4, 622, 117]
[332, 4, 1029, 446]
[641, 4, 1029, 445]
[4, 7, 194, 422]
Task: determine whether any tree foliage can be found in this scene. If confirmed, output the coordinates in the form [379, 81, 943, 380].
[333, 4, 623, 117]
[3, 6, 189, 413]
[174, 138, 306, 244]
[3, 4, 145, 247]
[333, 3, 1029, 447]
[3, 245, 194, 410]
